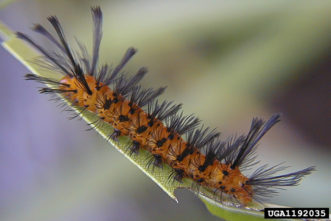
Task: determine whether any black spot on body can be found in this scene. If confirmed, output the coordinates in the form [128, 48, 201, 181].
[223, 170, 229, 176]
[220, 186, 225, 190]
[148, 120, 154, 127]
[156, 138, 167, 147]
[103, 99, 112, 109]
[119, 115, 129, 122]
[177, 146, 194, 162]
[136, 126, 147, 134]
[231, 188, 236, 192]
[168, 133, 174, 140]
[198, 166, 205, 172]
[129, 108, 136, 114]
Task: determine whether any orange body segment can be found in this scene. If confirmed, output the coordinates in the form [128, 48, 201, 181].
[59, 75, 253, 204]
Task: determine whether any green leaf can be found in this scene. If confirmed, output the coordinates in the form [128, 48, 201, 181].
[0, 20, 283, 221]
[201, 197, 264, 221]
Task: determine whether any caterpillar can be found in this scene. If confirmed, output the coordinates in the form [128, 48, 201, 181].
[17, 6, 314, 206]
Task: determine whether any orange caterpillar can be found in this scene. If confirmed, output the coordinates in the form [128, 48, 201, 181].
[18, 7, 314, 205]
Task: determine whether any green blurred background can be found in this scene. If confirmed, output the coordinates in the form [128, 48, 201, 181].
[0, 1, 330, 221]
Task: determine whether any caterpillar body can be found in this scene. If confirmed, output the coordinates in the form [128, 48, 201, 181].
[17, 7, 314, 206]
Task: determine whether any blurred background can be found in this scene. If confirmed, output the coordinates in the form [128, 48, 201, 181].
[0, 1, 330, 221]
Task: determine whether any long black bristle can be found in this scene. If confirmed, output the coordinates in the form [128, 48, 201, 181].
[114, 67, 148, 97]
[16, 32, 71, 76]
[198, 141, 218, 171]
[47, 15, 92, 95]
[76, 39, 91, 74]
[231, 114, 281, 169]
[216, 136, 243, 164]
[33, 24, 65, 52]
[186, 126, 220, 149]
[47, 16, 76, 69]
[104, 47, 137, 85]
[90, 6, 103, 76]
[39, 88, 77, 94]
[130, 86, 166, 107]
[247, 165, 315, 200]
[166, 112, 201, 135]
[148, 100, 182, 121]
[96, 64, 109, 88]
[25, 73, 69, 87]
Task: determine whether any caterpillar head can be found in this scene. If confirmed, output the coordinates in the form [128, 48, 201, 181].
[214, 165, 253, 205]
